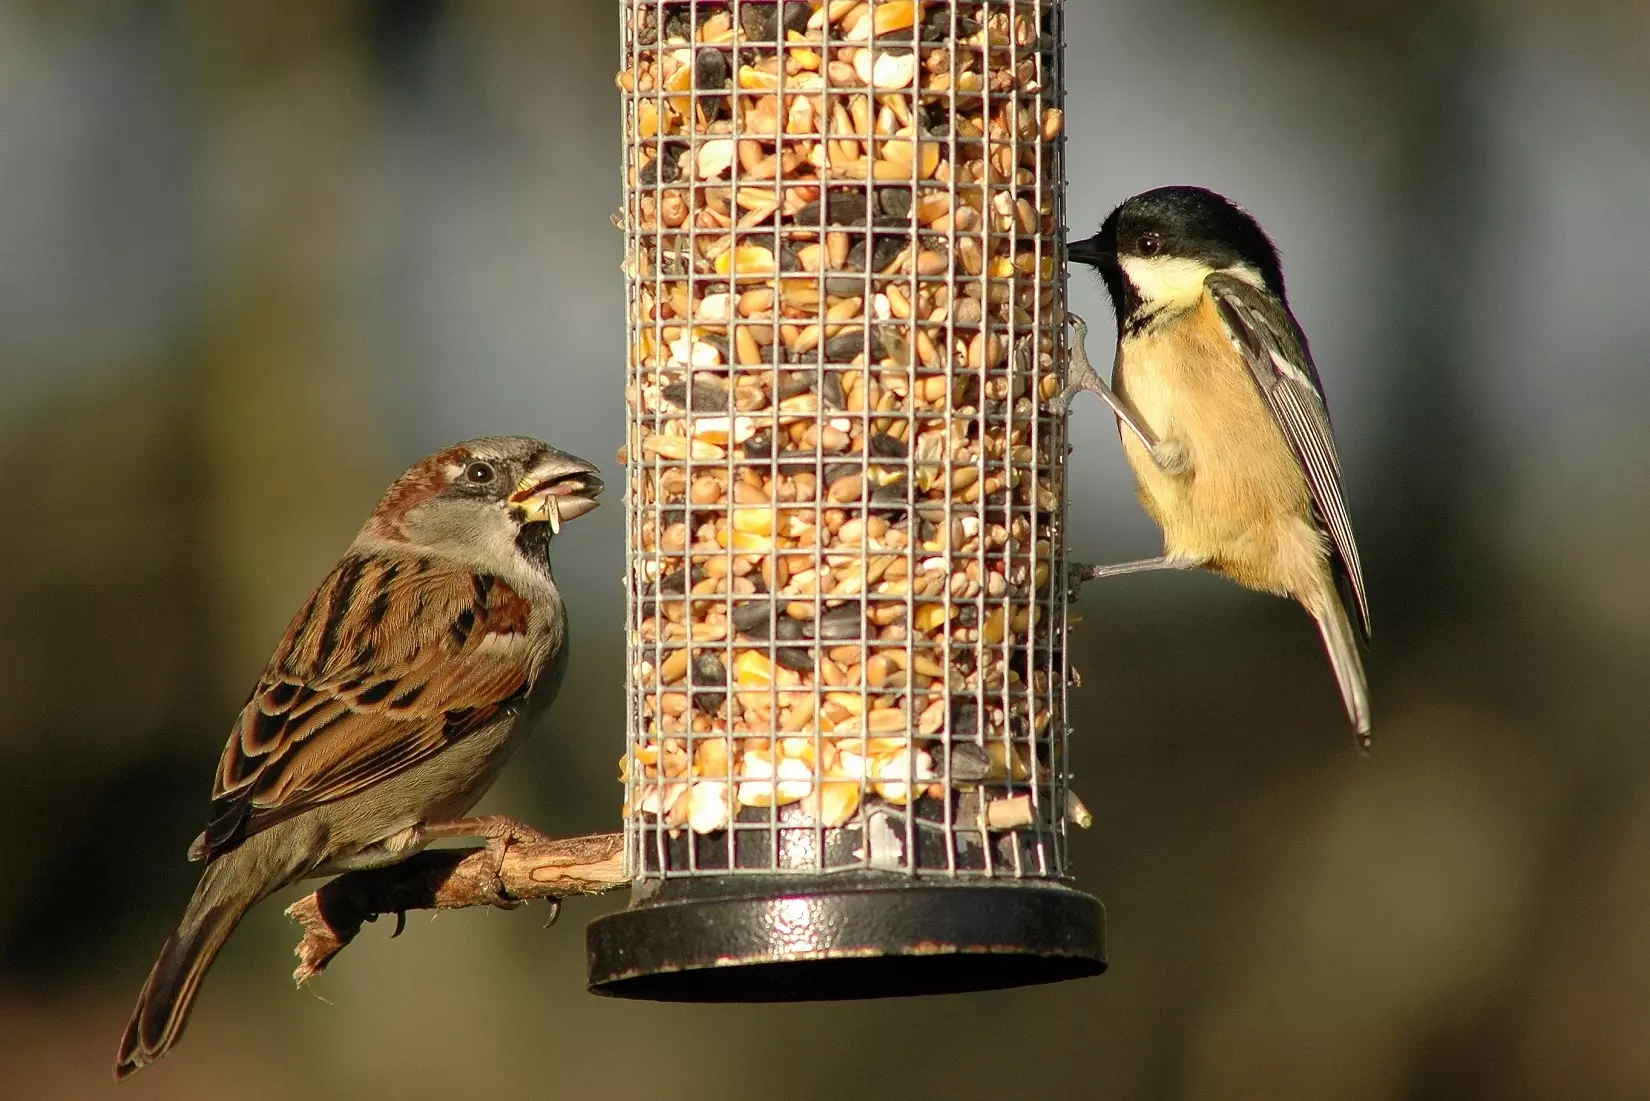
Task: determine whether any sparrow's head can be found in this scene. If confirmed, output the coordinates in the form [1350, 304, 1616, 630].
[361, 435, 603, 573]
[1068, 185, 1286, 329]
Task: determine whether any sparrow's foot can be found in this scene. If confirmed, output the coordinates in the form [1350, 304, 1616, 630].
[419, 815, 554, 910]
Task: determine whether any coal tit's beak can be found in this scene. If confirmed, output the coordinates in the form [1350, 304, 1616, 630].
[510, 450, 603, 535]
[1065, 232, 1113, 268]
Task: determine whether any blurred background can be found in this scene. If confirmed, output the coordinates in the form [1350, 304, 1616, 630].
[2, 0, 1647, 1097]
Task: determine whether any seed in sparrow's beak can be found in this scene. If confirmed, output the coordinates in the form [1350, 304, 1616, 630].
[511, 468, 602, 534]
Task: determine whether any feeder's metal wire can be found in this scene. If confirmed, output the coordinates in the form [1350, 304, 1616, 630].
[619, 0, 1072, 883]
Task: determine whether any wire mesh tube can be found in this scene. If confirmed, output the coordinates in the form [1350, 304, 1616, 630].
[591, 0, 1102, 999]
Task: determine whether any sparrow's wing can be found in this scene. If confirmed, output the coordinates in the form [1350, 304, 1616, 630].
[1206, 272, 1370, 637]
[193, 557, 554, 859]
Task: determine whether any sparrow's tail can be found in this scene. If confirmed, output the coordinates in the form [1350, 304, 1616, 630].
[1313, 588, 1372, 750]
[114, 842, 292, 1079]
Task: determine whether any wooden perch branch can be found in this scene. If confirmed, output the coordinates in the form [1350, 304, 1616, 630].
[284, 831, 627, 985]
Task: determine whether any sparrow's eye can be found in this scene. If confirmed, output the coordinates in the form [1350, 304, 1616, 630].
[463, 461, 496, 485]
[1138, 233, 1162, 256]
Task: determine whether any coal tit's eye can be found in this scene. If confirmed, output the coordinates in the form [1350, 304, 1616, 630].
[463, 460, 496, 485]
[1138, 233, 1162, 256]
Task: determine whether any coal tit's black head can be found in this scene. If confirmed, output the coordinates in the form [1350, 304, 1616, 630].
[1068, 186, 1286, 329]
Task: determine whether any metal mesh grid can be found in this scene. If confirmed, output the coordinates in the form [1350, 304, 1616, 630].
[617, 0, 1073, 882]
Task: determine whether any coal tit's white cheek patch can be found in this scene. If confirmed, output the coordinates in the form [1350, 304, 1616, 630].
[1118, 255, 1216, 311]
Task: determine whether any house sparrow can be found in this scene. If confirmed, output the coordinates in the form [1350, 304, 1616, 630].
[1060, 186, 1371, 744]
[115, 436, 603, 1079]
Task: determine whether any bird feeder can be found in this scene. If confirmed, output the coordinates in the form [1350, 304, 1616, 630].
[588, 0, 1103, 1000]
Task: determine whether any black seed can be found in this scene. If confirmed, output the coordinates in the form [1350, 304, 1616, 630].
[873, 235, 906, 271]
[821, 371, 846, 409]
[921, 101, 951, 137]
[947, 742, 992, 781]
[875, 188, 913, 222]
[793, 192, 867, 228]
[694, 48, 730, 90]
[774, 647, 813, 672]
[824, 275, 867, 297]
[823, 462, 861, 486]
[737, 0, 808, 41]
[661, 379, 730, 411]
[844, 237, 906, 275]
[870, 483, 910, 504]
[816, 605, 864, 640]
[692, 653, 727, 686]
[739, 3, 776, 41]
[742, 430, 773, 459]
[823, 329, 886, 363]
[774, 616, 806, 641]
[638, 152, 679, 186]
[869, 432, 908, 458]
[776, 373, 813, 401]
[731, 601, 773, 635]
[924, 11, 981, 39]
[920, 6, 948, 41]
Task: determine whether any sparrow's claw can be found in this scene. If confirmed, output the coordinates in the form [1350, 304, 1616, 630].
[418, 814, 554, 911]
[542, 898, 563, 929]
[476, 837, 526, 910]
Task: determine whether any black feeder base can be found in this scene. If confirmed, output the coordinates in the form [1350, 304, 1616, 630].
[586, 872, 1105, 1001]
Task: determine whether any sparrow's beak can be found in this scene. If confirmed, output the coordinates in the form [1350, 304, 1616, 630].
[1065, 232, 1113, 268]
[511, 450, 604, 535]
